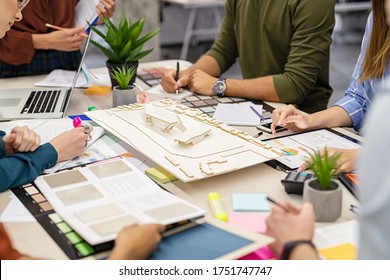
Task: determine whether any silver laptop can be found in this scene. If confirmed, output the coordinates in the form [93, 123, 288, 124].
[0, 34, 91, 120]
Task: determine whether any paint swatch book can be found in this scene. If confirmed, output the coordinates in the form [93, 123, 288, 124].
[34, 157, 206, 245]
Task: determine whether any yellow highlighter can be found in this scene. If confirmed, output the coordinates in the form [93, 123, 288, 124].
[208, 192, 228, 222]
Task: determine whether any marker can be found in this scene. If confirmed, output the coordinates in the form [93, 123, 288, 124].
[45, 23, 89, 38]
[175, 61, 180, 95]
[266, 196, 289, 212]
[250, 106, 266, 122]
[208, 192, 228, 222]
[72, 116, 82, 128]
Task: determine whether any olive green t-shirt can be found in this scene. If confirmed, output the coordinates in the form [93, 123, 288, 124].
[206, 0, 335, 113]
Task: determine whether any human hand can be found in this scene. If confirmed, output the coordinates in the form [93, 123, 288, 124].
[50, 125, 93, 162]
[187, 69, 216, 96]
[109, 224, 164, 260]
[44, 27, 86, 51]
[265, 202, 315, 257]
[96, 0, 115, 23]
[161, 69, 190, 93]
[271, 105, 311, 134]
[298, 147, 359, 174]
[2, 126, 41, 155]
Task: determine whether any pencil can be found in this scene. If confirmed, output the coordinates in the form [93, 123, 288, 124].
[45, 23, 89, 38]
[266, 196, 289, 212]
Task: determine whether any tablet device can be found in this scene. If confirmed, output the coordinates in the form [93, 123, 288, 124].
[338, 172, 359, 199]
[263, 128, 362, 171]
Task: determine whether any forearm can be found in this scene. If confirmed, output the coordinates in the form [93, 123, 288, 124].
[32, 34, 50, 50]
[189, 55, 221, 77]
[307, 106, 352, 130]
[225, 76, 280, 102]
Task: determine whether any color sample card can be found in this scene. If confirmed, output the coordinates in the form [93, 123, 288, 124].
[232, 193, 270, 212]
[228, 212, 267, 233]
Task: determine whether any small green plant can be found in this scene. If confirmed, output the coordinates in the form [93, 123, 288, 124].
[89, 15, 160, 64]
[305, 147, 341, 190]
[110, 65, 136, 89]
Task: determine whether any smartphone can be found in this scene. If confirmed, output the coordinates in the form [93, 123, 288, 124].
[256, 120, 287, 133]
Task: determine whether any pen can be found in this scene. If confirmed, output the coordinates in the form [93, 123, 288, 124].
[45, 23, 89, 38]
[175, 61, 180, 95]
[250, 106, 266, 122]
[266, 196, 289, 212]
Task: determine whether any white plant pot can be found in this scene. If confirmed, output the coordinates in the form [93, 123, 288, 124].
[112, 84, 142, 107]
[303, 178, 342, 222]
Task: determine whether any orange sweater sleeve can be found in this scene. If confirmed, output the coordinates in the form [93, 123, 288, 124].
[0, 0, 78, 65]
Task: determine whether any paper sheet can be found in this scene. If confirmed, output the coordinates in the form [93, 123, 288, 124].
[74, 0, 99, 29]
[145, 84, 193, 100]
[0, 119, 105, 173]
[34, 69, 111, 88]
[213, 103, 264, 126]
[0, 194, 35, 223]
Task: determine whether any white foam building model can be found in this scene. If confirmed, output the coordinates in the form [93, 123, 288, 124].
[86, 99, 283, 182]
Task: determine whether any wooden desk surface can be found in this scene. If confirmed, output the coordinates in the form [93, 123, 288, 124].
[0, 64, 359, 259]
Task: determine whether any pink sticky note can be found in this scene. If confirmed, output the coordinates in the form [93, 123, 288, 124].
[228, 212, 267, 234]
[238, 246, 275, 260]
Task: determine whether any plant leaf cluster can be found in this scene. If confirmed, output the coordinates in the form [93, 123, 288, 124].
[305, 147, 341, 190]
[110, 65, 136, 89]
[89, 15, 160, 64]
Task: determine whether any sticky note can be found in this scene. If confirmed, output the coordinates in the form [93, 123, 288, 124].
[84, 86, 111, 95]
[232, 193, 270, 212]
[145, 166, 177, 184]
[238, 246, 275, 260]
[228, 212, 267, 233]
[319, 243, 357, 260]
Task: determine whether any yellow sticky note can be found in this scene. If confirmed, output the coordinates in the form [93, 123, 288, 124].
[145, 166, 177, 184]
[319, 243, 357, 260]
[84, 86, 111, 95]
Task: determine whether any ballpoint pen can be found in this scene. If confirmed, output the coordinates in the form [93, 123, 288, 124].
[175, 61, 180, 95]
[250, 105, 266, 122]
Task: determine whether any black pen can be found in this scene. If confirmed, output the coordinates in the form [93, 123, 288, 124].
[266, 196, 289, 212]
[175, 61, 180, 95]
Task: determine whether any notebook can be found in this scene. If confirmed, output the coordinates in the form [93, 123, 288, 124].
[0, 34, 91, 121]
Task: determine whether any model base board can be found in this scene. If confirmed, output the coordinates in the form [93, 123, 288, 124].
[86, 99, 283, 182]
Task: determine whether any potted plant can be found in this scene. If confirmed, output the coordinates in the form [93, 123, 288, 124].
[89, 14, 160, 87]
[110, 65, 142, 107]
[302, 147, 343, 222]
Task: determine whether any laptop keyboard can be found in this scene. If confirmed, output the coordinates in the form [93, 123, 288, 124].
[21, 90, 60, 114]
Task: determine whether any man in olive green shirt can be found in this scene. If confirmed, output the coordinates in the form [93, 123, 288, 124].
[162, 0, 335, 113]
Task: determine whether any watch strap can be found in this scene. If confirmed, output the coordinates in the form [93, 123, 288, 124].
[280, 240, 316, 260]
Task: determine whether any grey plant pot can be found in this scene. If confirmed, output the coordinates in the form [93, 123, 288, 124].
[112, 84, 141, 107]
[303, 178, 342, 222]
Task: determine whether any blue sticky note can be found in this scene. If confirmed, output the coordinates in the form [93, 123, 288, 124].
[232, 193, 270, 212]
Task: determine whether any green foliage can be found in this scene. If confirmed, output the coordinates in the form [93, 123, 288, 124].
[89, 14, 160, 64]
[305, 147, 341, 190]
[110, 65, 136, 89]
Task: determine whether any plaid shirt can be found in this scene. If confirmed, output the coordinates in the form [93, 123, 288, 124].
[0, 50, 81, 78]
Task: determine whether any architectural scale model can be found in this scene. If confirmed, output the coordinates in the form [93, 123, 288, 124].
[86, 99, 283, 182]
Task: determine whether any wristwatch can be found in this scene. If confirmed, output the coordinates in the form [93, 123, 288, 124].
[280, 240, 316, 260]
[213, 78, 227, 97]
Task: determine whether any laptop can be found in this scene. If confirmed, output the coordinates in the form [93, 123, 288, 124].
[0, 33, 91, 120]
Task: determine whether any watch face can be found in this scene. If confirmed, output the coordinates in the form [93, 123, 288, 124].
[214, 80, 226, 94]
